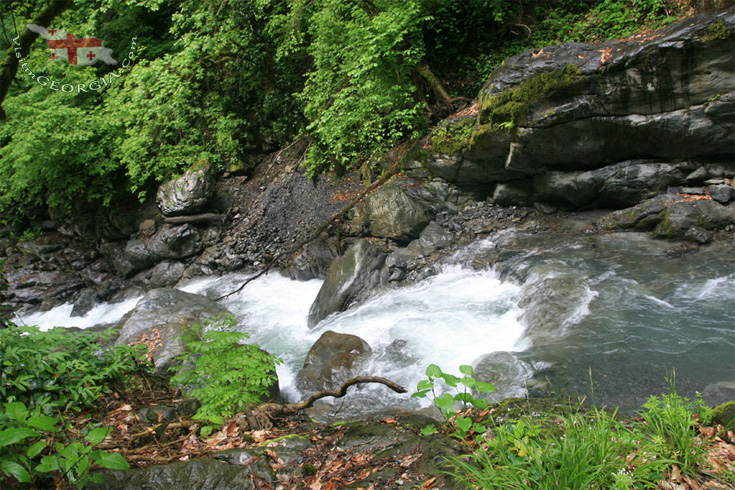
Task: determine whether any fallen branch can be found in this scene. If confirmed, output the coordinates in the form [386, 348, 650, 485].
[245, 376, 407, 428]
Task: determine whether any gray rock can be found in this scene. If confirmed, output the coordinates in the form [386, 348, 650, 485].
[362, 180, 433, 242]
[89, 459, 257, 490]
[652, 199, 735, 241]
[297, 331, 372, 393]
[157, 166, 216, 217]
[708, 184, 735, 203]
[417, 221, 453, 251]
[286, 236, 339, 281]
[474, 351, 535, 401]
[114, 288, 232, 373]
[148, 261, 186, 288]
[307, 239, 387, 327]
[147, 224, 204, 261]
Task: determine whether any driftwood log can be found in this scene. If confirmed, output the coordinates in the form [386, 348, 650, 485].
[163, 213, 225, 225]
[240, 376, 407, 430]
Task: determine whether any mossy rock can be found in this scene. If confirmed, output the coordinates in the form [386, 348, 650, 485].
[479, 64, 583, 129]
[711, 401, 735, 430]
[701, 18, 731, 42]
[429, 118, 474, 155]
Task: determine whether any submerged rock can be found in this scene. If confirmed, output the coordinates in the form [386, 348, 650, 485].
[297, 331, 372, 392]
[307, 239, 387, 327]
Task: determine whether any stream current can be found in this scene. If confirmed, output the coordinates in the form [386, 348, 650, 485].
[20, 230, 735, 416]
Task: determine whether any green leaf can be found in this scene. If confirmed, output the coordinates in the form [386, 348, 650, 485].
[27, 440, 48, 458]
[471, 398, 489, 409]
[0, 428, 39, 447]
[1, 460, 31, 483]
[454, 393, 474, 404]
[459, 365, 473, 376]
[4, 401, 28, 423]
[435, 393, 456, 414]
[26, 416, 59, 433]
[425, 364, 442, 378]
[421, 424, 438, 436]
[475, 381, 497, 393]
[460, 377, 476, 389]
[35, 455, 60, 473]
[416, 379, 433, 391]
[411, 389, 430, 399]
[93, 451, 129, 470]
[440, 373, 460, 387]
[85, 427, 110, 445]
[455, 416, 472, 432]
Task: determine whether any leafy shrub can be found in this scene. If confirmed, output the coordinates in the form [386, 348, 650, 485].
[0, 324, 145, 488]
[170, 316, 282, 432]
[412, 364, 496, 439]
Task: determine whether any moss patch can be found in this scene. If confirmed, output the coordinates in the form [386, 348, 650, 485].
[479, 64, 582, 129]
[429, 118, 474, 155]
[712, 401, 735, 430]
[702, 19, 731, 42]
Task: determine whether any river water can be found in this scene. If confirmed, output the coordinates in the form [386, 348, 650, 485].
[20, 231, 735, 416]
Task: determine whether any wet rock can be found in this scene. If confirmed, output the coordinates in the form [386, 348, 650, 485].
[136, 399, 200, 424]
[148, 261, 186, 288]
[474, 351, 535, 401]
[417, 221, 453, 252]
[701, 381, 735, 407]
[307, 239, 387, 327]
[517, 273, 594, 346]
[297, 331, 372, 392]
[595, 194, 680, 231]
[652, 200, 735, 242]
[114, 288, 232, 373]
[89, 459, 257, 490]
[157, 165, 216, 217]
[286, 236, 339, 281]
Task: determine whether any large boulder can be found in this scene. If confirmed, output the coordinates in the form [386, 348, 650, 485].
[597, 194, 735, 243]
[114, 288, 232, 373]
[296, 331, 372, 393]
[410, 9, 735, 210]
[157, 166, 216, 217]
[360, 179, 434, 243]
[307, 239, 388, 327]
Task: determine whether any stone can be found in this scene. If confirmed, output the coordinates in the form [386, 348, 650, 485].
[114, 288, 232, 373]
[474, 351, 535, 401]
[147, 224, 204, 261]
[148, 261, 186, 288]
[157, 165, 216, 217]
[708, 184, 735, 203]
[711, 401, 735, 431]
[88, 459, 258, 490]
[297, 331, 372, 392]
[417, 221, 453, 252]
[307, 239, 387, 327]
[362, 180, 433, 243]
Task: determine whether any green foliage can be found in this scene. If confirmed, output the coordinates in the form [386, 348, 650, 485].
[1, 401, 129, 488]
[412, 364, 496, 439]
[429, 118, 474, 155]
[451, 406, 673, 490]
[170, 316, 282, 425]
[640, 392, 708, 474]
[0, 325, 147, 412]
[0, 325, 144, 488]
[297, 0, 428, 175]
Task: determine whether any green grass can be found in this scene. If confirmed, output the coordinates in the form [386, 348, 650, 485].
[449, 391, 713, 490]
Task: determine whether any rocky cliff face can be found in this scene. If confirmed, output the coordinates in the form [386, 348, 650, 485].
[412, 8, 735, 211]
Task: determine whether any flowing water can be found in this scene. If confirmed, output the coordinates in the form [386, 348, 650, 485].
[19, 231, 735, 416]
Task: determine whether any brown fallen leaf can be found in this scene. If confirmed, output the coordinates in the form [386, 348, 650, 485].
[700, 427, 716, 439]
[422, 476, 439, 488]
[532, 49, 544, 58]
